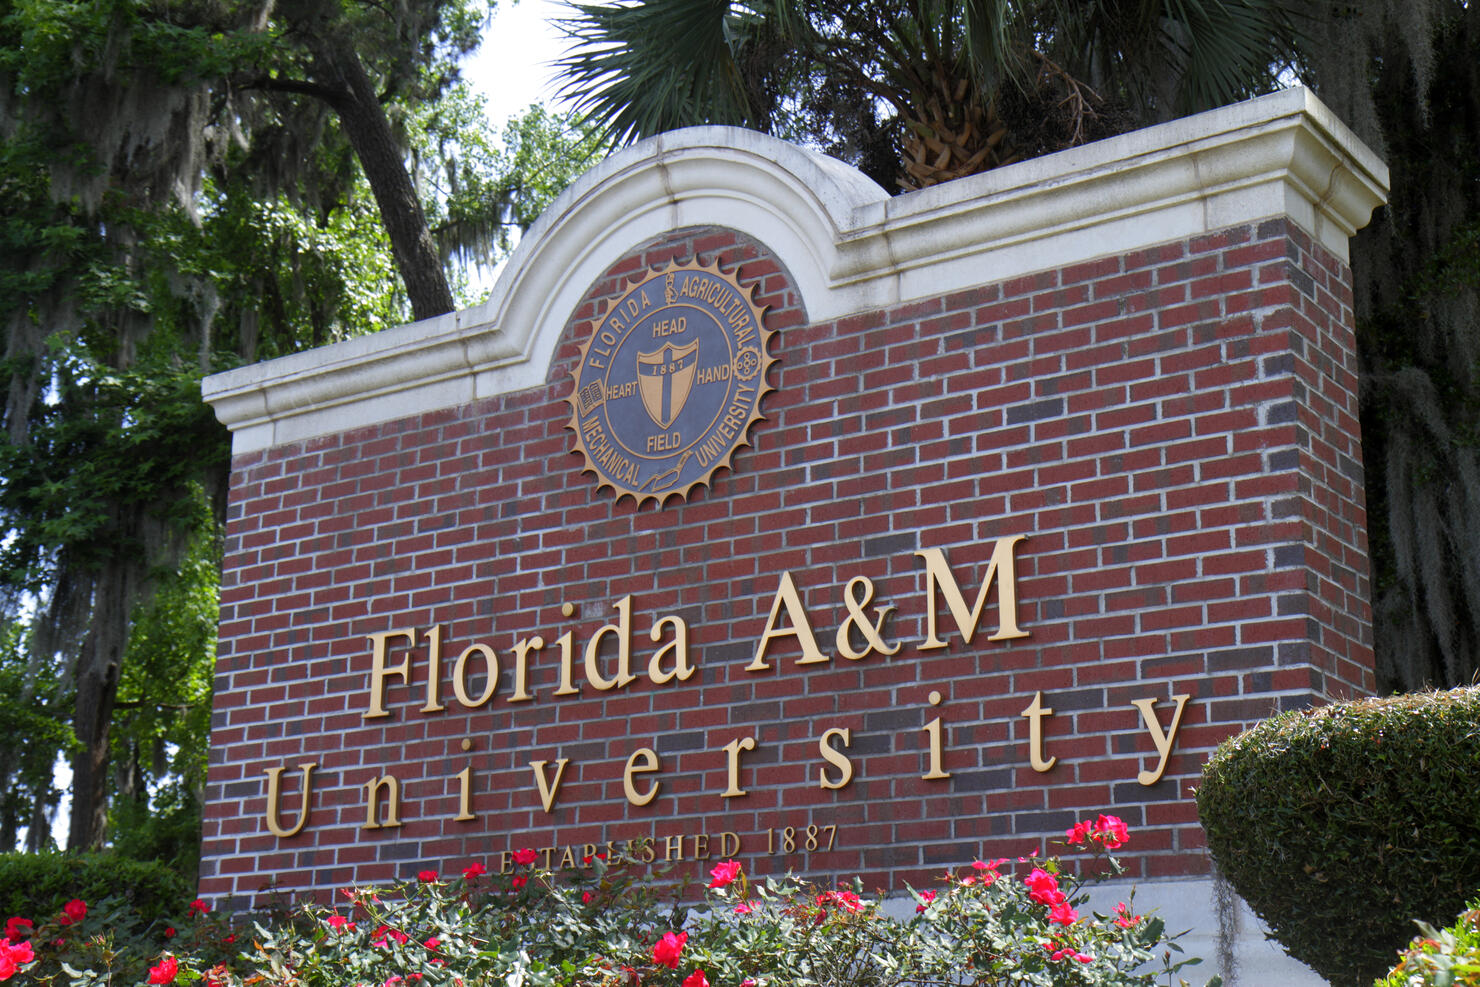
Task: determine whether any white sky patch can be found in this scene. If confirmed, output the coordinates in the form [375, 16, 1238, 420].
[465, 0, 575, 125]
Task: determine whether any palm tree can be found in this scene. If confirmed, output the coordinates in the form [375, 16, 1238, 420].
[556, 0, 1301, 189]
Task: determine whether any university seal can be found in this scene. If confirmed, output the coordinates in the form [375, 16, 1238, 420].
[567, 259, 775, 505]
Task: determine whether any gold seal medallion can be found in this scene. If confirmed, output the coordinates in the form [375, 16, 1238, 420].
[567, 259, 775, 505]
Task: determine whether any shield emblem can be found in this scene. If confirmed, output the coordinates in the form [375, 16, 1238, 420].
[636, 341, 700, 429]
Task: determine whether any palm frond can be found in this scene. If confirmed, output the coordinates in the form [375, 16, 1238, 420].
[555, 0, 766, 144]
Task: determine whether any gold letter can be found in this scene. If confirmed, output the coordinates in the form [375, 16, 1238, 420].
[365, 628, 416, 719]
[649, 615, 694, 684]
[263, 762, 315, 838]
[455, 765, 475, 821]
[421, 625, 446, 712]
[624, 747, 661, 806]
[508, 636, 542, 702]
[453, 643, 498, 708]
[746, 571, 829, 671]
[1020, 691, 1057, 772]
[662, 834, 683, 862]
[553, 630, 579, 696]
[1131, 694, 1191, 785]
[922, 691, 950, 780]
[363, 775, 402, 829]
[721, 736, 757, 797]
[719, 832, 741, 856]
[586, 595, 637, 691]
[818, 727, 854, 790]
[835, 576, 900, 660]
[531, 759, 570, 812]
[916, 539, 1030, 650]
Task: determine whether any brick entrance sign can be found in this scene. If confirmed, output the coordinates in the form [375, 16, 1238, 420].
[200, 89, 1386, 931]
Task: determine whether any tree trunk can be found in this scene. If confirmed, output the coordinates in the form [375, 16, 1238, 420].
[66, 546, 135, 850]
[309, 42, 455, 322]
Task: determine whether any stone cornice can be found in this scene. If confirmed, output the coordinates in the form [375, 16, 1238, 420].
[203, 87, 1388, 454]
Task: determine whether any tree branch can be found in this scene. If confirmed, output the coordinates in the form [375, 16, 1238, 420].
[236, 74, 351, 106]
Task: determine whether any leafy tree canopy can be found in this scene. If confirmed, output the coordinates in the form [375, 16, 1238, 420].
[556, 0, 1301, 189]
[0, 0, 607, 861]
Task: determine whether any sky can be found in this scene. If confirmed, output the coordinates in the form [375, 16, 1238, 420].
[464, 0, 574, 125]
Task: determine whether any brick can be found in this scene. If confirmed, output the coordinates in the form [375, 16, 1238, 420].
[202, 220, 1373, 902]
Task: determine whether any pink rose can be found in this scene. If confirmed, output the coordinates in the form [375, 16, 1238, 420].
[915, 890, 937, 913]
[1094, 814, 1129, 849]
[1048, 900, 1079, 925]
[1024, 868, 1064, 906]
[682, 971, 709, 987]
[652, 931, 688, 969]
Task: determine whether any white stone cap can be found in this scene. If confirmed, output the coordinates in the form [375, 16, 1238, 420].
[203, 86, 1388, 455]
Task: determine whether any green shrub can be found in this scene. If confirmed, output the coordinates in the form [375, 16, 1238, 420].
[1376, 899, 1480, 986]
[3, 817, 1222, 986]
[1196, 687, 1480, 987]
[0, 852, 189, 932]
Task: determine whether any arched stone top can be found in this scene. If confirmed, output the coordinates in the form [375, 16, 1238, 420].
[204, 87, 1388, 454]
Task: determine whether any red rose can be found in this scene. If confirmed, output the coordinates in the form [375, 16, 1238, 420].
[58, 900, 86, 926]
[915, 890, 937, 913]
[417, 870, 439, 883]
[511, 848, 537, 866]
[148, 955, 179, 985]
[0, 940, 35, 979]
[652, 931, 687, 969]
[707, 860, 742, 889]
[188, 899, 210, 917]
[682, 970, 709, 987]
[3, 918, 30, 942]
[462, 863, 486, 880]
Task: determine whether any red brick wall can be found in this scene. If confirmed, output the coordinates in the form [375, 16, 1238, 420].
[200, 219, 1373, 907]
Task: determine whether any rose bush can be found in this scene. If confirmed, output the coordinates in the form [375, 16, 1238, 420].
[1376, 900, 1480, 987]
[3, 820, 1220, 987]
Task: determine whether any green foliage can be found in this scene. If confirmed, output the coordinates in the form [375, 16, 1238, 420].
[410, 86, 610, 292]
[555, 0, 1298, 186]
[1288, 0, 1480, 691]
[0, 852, 190, 931]
[1377, 901, 1480, 987]
[1196, 687, 1480, 987]
[0, 0, 601, 861]
[7, 832, 1220, 987]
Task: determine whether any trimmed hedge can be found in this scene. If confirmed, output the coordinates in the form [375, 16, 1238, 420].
[0, 852, 190, 929]
[1197, 687, 1480, 987]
